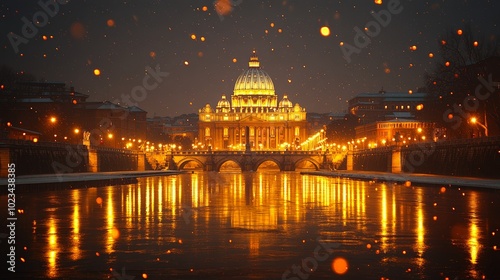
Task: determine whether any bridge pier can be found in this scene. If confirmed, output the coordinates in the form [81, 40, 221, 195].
[87, 149, 98, 172]
[242, 153, 253, 171]
[347, 151, 354, 171]
[166, 153, 178, 170]
[205, 153, 215, 171]
[320, 151, 331, 170]
[137, 153, 146, 171]
[0, 147, 11, 177]
[391, 147, 402, 173]
[281, 151, 294, 171]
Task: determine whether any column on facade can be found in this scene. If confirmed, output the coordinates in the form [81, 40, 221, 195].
[266, 127, 270, 149]
[255, 126, 259, 149]
[236, 127, 241, 148]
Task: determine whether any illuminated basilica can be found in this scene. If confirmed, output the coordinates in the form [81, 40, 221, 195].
[198, 51, 307, 150]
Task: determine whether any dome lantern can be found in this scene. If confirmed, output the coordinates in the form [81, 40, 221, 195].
[248, 50, 260, 68]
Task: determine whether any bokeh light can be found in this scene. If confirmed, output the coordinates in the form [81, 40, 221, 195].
[70, 22, 86, 40]
[111, 228, 120, 239]
[332, 257, 349, 274]
[214, 0, 233, 16]
[320, 26, 331, 37]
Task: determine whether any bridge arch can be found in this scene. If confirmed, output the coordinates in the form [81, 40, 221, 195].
[294, 157, 320, 170]
[254, 158, 283, 171]
[177, 157, 205, 170]
[215, 158, 243, 172]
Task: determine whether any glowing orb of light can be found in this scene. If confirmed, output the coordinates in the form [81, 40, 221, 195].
[331, 257, 349, 275]
[320, 26, 331, 37]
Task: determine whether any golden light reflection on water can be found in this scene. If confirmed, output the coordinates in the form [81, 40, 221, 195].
[170, 178, 177, 220]
[391, 187, 396, 235]
[32, 172, 498, 279]
[414, 187, 426, 267]
[71, 190, 81, 261]
[158, 178, 163, 222]
[467, 191, 481, 278]
[137, 184, 142, 221]
[47, 215, 57, 278]
[23, 172, 500, 278]
[126, 187, 133, 235]
[146, 179, 151, 217]
[380, 184, 388, 252]
[342, 183, 347, 225]
[106, 189, 115, 253]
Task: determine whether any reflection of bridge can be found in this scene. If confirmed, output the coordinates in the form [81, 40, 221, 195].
[164, 150, 347, 171]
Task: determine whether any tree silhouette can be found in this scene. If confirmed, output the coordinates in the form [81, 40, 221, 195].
[422, 24, 500, 138]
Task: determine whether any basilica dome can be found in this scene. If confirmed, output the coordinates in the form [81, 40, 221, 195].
[217, 94, 230, 108]
[233, 51, 275, 96]
[279, 94, 293, 108]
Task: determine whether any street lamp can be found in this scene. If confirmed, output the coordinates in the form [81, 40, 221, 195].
[49, 116, 57, 141]
[470, 117, 488, 137]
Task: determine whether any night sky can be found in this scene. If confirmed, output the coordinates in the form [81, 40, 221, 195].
[1, 0, 499, 116]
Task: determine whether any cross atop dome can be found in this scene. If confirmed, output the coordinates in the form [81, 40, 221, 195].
[249, 50, 260, 68]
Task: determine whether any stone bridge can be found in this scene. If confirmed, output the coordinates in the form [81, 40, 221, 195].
[164, 150, 347, 172]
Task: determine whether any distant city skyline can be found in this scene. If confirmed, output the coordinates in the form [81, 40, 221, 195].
[1, 0, 499, 116]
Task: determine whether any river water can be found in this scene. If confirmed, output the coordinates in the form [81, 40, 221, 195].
[2, 172, 500, 279]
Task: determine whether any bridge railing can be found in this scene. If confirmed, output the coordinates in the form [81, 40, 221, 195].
[170, 150, 327, 156]
[352, 136, 500, 153]
[0, 139, 78, 149]
[91, 145, 139, 154]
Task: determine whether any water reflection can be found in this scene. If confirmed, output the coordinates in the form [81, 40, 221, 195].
[468, 191, 481, 278]
[46, 216, 57, 278]
[5, 172, 499, 279]
[106, 189, 115, 253]
[71, 190, 81, 261]
[414, 187, 426, 268]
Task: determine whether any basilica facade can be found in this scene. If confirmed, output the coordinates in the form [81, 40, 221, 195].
[198, 51, 307, 150]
